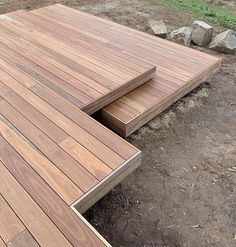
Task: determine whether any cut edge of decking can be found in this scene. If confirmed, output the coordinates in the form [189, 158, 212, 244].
[71, 150, 141, 213]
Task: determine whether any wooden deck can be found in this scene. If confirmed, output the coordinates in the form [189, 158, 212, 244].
[0, 5, 146, 245]
[0, 8, 155, 115]
[0, 4, 221, 246]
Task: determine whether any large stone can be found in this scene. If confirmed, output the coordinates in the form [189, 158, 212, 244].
[149, 20, 168, 38]
[209, 30, 236, 54]
[168, 27, 192, 46]
[192, 20, 213, 46]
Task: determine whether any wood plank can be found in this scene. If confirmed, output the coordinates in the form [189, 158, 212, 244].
[6, 11, 145, 79]
[2, 14, 133, 82]
[0, 100, 98, 193]
[30, 84, 139, 160]
[0, 160, 73, 247]
[0, 237, 6, 247]
[24, 8, 150, 75]
[0, 79, 69, 144]
[0, 25, 106, 96]
[0, 7, 148, 246]
[0, 195, 25, 243]
[0, 137, 106, 247]
[0, 40, 93, 107]
[7, 230, 39, 247]
[52, 4, 217, 64]
[102, 62, 221, 136]
[0, 70, 126, 169]
[0, 115, 83, 205]
[73, 150, 141, 213]
[59, 137, 113, 181]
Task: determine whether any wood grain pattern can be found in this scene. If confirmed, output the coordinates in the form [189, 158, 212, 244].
[0, 115, 83, 205]
[0, 195, 24, 243]
[0, 137, 106, 247]
[60, 137, 113, 180]
[8, 230, 39, 247]
[0, 70, 126, 168]
[0, 100, 98, 193]
[0, 161, 73, 247]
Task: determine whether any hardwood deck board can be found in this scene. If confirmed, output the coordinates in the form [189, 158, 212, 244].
[0, 25, 103, 98]
[46, 4, 215, 67]
[30, 84, 139, 160]
[0, 39, 93, 106]
[0, 70, 127, 168]
[0, 115, 83, 205]
[0, 137, 107, 247]
[0, 100, 99, 193]
[30, 9, 151, 75]
[0, 160, 74, 247]
[0, 195, 25, 243]
[55, 4, 217, 64]
[0, 195, 40, 247]
[0, 19, 129, 85]
[11, 9, 151, 74]
[7, 229, 40, 247]
[0, 20, 111, 94]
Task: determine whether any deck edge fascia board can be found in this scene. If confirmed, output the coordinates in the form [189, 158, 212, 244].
[71, 150, 141, 213]
[71, 208, 112, 247]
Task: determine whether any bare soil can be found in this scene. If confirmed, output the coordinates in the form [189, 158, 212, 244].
[1, 0, 236, 246]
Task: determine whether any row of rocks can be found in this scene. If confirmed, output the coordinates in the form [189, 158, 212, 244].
[149, 20, 236, 54]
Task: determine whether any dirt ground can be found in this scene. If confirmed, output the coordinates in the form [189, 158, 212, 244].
[1, 0, 236, 246]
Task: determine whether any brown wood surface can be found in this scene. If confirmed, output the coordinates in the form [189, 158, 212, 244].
[0, 5, 146, 246]
[0, 237, 6, 247]
[31, 4, 221, 136]
[0, 198, 39, 247]
[0, 137, 106, 247]
[0, 195, 25, 243]
[8, 230, 40, 247]
[0, 10, 156, 114]
[0, 160, 74, 247]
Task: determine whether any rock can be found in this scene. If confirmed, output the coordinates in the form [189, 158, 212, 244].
[168, 27, 192, 46]
[192, 20, 213, 46]
[209, 30, 236, 54]
[149, 20, 168, 38]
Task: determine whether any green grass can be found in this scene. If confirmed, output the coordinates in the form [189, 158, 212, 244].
[155, 0, 236, 30]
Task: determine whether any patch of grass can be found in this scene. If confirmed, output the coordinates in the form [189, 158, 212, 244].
[155, 0, 236, 30]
